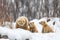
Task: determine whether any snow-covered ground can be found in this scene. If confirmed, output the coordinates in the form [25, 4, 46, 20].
[0, 39, 9, 40]
[0, 17, 60, 40]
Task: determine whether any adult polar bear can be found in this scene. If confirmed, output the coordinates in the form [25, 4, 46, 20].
[16, 16, 29, 30]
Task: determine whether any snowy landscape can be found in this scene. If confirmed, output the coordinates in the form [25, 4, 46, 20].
[0, 0, 60, 40]
[0, 17, 60, 40]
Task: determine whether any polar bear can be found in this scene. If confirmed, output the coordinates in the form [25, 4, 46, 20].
[16, 16, 29, 30]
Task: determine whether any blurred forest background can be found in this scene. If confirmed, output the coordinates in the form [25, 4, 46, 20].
[0, 0, 60, 22]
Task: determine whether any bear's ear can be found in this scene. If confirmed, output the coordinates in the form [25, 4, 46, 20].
[39, 21, 46, 24]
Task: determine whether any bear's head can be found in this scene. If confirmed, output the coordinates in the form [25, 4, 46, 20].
[16, 16, 28, 28]
[16, 18, 26, 27]
[29, 22, 36, 29]
[39, 21, 47, 27]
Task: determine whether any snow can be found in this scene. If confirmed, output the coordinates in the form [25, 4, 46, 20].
[39, 17, 48, 22]
[0, 39, 9, 40]
[0, 17, 60, 40]
[0, 27, 32, 40]
[12, 22, 16, 29]
[46, 18, 60, 32]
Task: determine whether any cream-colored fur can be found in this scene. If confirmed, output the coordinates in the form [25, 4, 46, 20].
[39, 21, 54, 33]
[29, 22, 38, 33]
[16, 16, 29, 30]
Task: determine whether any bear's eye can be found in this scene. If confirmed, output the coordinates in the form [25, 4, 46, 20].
[19, 22, 21, 24]
[29, 24, 31, 26]
[29, 23, 32, 27]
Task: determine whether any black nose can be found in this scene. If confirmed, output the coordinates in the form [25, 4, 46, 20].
[25, 38, 29, 40]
